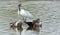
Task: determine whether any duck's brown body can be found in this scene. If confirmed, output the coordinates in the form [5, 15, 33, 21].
[10, 21, 23, 31]
[26, 18, 42, 32]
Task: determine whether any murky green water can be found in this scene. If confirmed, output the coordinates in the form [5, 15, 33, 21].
[0, 0, 60, 35]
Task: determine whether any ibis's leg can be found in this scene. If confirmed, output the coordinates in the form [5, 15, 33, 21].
[23, 17, 26, 22]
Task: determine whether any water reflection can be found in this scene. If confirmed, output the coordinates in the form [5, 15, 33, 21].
[21, 26, 41, 35]
[27, 26, 40, 32]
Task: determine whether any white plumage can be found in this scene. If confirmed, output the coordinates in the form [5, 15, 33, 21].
[17, 4, 34, 22]
[18, 9, 34, 19]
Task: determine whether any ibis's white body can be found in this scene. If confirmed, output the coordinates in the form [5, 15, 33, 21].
[18, 9, 34, 19]
[18, 9, 34, 22]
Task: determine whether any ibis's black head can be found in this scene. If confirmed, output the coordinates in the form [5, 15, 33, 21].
[18, 4, 21, 11]
[18, 4, 21, 7]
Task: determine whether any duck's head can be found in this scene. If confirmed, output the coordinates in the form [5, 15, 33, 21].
[32, 18, 40, 24]
[32, 18, 42, 29]
[10, 21, 17, 27]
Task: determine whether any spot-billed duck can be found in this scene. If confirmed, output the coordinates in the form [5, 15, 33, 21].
[10, 20, 23, 31]
[26, 18, 42, 32]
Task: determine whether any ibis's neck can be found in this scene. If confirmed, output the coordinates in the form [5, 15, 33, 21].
[19, 7, 21, 11]
[18, 4, 21, 11]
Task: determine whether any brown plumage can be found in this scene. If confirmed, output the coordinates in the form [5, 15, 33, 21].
[26, 18, 42, 32]
[10, 21, 23, 31]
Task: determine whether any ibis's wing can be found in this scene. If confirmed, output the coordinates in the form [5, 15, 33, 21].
[24, 10, 34, 19]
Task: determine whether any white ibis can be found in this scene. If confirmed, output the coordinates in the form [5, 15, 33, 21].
[17, 4, 34, 22]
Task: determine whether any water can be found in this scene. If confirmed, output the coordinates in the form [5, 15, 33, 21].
[0, 0, 60, 35]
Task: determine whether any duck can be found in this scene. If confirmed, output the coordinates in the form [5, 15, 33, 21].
[26, 18, 42, 31]
[32, 19, 42, 31]
[10, 20, 23, 31]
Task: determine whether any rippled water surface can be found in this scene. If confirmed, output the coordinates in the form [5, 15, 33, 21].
[0, 0, 60, 35]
